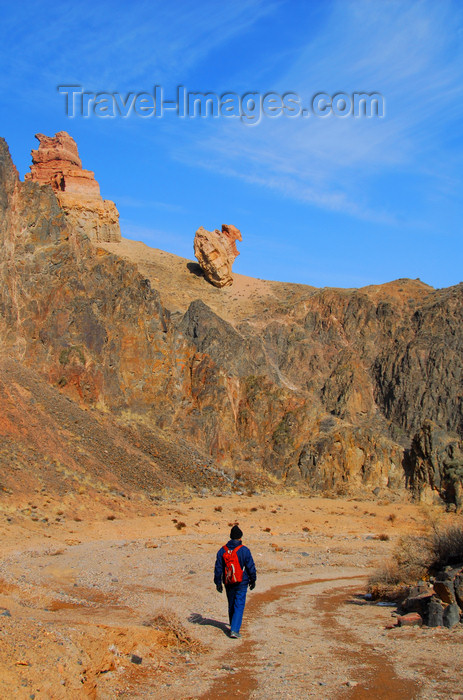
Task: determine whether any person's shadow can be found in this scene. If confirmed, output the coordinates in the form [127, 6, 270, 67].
[189, 613, 230, 636]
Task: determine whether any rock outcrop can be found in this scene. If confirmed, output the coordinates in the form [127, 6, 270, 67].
[25, 131, 121, 243]
[193, 224, 242, 287]
[401, 566, 463, 628]
[405, 421, 463, 508]
[1, 133, 463, 503]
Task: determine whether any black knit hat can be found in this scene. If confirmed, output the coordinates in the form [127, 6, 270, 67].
[230, 525, 243, 540]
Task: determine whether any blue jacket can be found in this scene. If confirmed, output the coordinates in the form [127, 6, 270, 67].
[214, 539, 257, 586]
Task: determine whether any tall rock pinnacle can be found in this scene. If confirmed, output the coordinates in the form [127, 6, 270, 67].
[25, 131, 121, 243]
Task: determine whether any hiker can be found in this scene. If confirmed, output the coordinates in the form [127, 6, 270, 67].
[214, 525, 257, 638]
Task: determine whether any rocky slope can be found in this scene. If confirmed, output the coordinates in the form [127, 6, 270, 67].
[1, 135, 462, 505]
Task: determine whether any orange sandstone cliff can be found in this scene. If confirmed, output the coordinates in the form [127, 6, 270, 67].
[25, 131, 121, 243]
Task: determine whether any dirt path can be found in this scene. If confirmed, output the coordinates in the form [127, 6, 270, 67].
[319, 588, 420, 700]
[0, 494, 461, 699]
[199, 576, 421, 700]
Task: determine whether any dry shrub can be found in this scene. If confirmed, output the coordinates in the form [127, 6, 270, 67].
[387, 513, 397, 524]
[145, 611, 206, 652]
[367, 560, 408, 601]
[429, 525, 463, 570]
[392, 534, 432, 582]
[377, 533, 389, 541]
[367, 524, 463, 600]
[368, 534, 432, 600]
[175, 521, 186, 530]
[214, 506, 222, 512]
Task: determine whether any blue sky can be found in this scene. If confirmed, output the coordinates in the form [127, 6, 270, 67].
[1, 0, 462, 288]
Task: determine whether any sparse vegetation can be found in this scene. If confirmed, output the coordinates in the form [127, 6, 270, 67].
[368, 523, 463, 600]
[428, 525, 463, 570]
[146, 611, 206, 652]
[175, 521, 186, 530]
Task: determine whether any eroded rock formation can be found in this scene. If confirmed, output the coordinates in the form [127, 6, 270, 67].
[1, 133, 463, 504]
[194, 224, 242, 287]
[25, 131, 121, 243]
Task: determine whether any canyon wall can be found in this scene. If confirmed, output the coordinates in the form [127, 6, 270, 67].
[1, 135, 462, 504]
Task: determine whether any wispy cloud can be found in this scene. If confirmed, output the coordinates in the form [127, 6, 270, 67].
[171, 0, 463, 223]
[0, 0, 278, 98]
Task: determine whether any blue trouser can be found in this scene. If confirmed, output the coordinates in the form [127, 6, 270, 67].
[225, 581, 248, 634]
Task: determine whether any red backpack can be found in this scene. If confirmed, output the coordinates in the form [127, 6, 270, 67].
[222, 544, 244, 584]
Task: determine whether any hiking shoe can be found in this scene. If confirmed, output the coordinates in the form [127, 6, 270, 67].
[230, 631, 241, 639]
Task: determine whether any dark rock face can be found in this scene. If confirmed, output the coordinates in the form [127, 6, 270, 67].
[178, 282, 463, 501]
[0, 138, 178, 414]
[405, 421, 463, 507]
[1, 134, 462, 501]
[374, 287, 463, 438]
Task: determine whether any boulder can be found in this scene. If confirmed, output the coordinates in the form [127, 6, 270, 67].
[401, 590, 435, 618]
[25, 132, 121, 243]
[433, 579, 457, 605]
[193, 224, 242, 287]
[426, 596, 444, 627]
[397, 613, 423, 627]
[443, 603, 461, 629]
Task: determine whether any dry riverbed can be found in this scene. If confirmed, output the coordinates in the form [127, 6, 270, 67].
[0, 494, 461, 699]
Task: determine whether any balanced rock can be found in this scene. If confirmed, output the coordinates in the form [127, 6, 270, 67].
[25, 131, 121, 243]
[194, 224, 242, 288]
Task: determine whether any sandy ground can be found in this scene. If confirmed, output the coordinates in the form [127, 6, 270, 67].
[0, 494, 462, 699]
